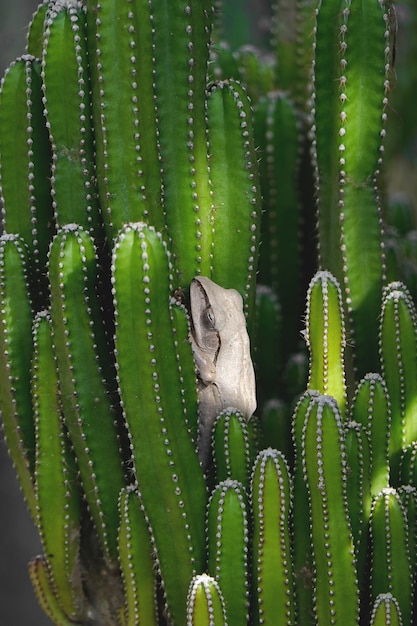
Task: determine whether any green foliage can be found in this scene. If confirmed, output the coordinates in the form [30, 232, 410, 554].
[1, 0, 417, 624]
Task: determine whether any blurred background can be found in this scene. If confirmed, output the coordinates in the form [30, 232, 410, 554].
[0, 1, 416, 625]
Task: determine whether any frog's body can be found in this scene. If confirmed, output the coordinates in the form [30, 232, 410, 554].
[189, 276, 256, 467]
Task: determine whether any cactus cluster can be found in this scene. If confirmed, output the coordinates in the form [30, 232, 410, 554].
[1, 0, 417, 625]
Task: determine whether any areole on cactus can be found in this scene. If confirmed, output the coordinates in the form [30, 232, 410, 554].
[0, 0, 416, 625]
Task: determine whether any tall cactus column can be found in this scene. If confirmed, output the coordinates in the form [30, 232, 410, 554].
[312, 0, 394, 377]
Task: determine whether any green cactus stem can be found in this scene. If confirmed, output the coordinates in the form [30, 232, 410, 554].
[312, 0, 393, 377]
[344, 420, 371, 579]
[369, 487, 412, 626]
[112, 222, 207, 625]
[369, 593, 403, 626]
[251, 447, 295, 625]
[397, 484, 417, 598]
[42, 0, 101, 237]
[0, 54, 53, 301]
[117, 487, 158, 626]
[86, 0, 163, 237]
[400, 440, 417, 487]
[186, 574, 227, 626]
[304, 270, 347, 415]
[379, 281, 417, 480]
[32, 310, 84, 621]
[28, 556, 82, 626]
[291, 389, 320, 625]
[206, 479, 249, 626]
[26, 1, 50, 59]
[0, 234, 36, 518]
[301, 393, 359, 625]
[350, 372, 391, 496]
[207, 79, 261, 322]
[149, 0, 213, 283]
[212, 409, 252, 489]
[49, 223, 126, 564]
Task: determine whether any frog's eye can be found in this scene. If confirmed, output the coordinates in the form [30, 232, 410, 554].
[203, 306, 216, 329]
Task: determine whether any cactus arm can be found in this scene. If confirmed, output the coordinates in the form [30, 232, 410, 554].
[302, 394, 359, 625]
[313, 0, 393, 376]
[397, 485, 417, 598]
[291, 390, 320, 625]
[149, 0, 213, 283]
[32, 310, 84, 621]
[112, 222, 207, 625]
[212, 409, 251, 489]
[251, 447, 295, 625]
[85, 0, 163, 237]
[351, 372, 391, 496]
[48, 224, 125, 563]
[344, 420, 371, 580]
[369, 593, 403, 626]
[42, 1, 100, 236]
[186, 574, 227, 626]
[305, 270, 347, 416]
[207, 80, 261, 320]
[369, 487, 412, 626]
[311, 0, 346, 279]
[380, 282, 417, 480]
[0, 56, 54, 301]
[26, 1, 49, 58]
[117, 487, 158, 626]
[28, 556, 82, 626]
[206, 479, 249, 626]
[336, 0, 392, 376]
[170, 299, 200, 446]
[0, 234, 36, 518]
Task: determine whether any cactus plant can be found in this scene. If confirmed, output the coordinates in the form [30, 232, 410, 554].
[1, 0, 417, 625]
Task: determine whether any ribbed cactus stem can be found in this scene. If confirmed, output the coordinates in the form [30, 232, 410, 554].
[49, 224, 126, 563]
[305, 270, 347, 415]
[149, 0, 213, 283]
[206, 479, 249, 626]
[32, 310, 84, 621]
[351, 372, 391, 496]
[28, 556, 81, 626]
[186, 574, 227, 626]
[0, 55, 53, 302]
[0, 234, 36, 518]
[117, 487, 158, 626]
[380, 282, 417, 480]
[292, 389, 320, 625]
[207, 79, 261, 322]
[251, 447, 295, 625]
[312, 0, 393, 376]
[344, 420, 371, 579]
[301, 393, 359, 625]
[212, 409, 251, 489]
[42, 0, 101, 236]
[369, 487, 413, 625]
[369, 593, 403, 626]
[112, 222, 207, 625]
[86, 0, 163, 237]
